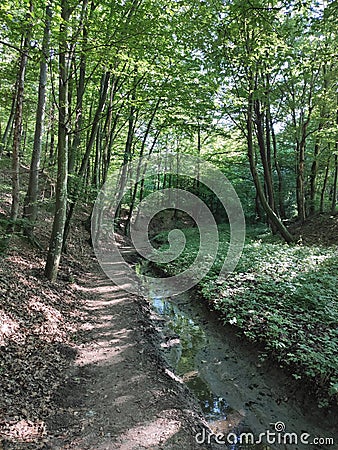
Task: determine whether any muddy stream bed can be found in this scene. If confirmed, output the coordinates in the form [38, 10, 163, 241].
[140, 264, 337, 449]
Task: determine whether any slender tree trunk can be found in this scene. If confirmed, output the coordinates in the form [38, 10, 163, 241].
[45, 0, 70, 281]
[269, 114, 285, 219]
[23, 4, 52, 239]
[136, 126, 162, 211]
[331, 152, 338, 213]
[93, 122, 102, 188]
[0, 89, 16, 159]
[255, 192, 263, 222]
[289, 77, 313, 223]
[309, 66, 329, 216]
[46, 102, 56, 168]
[79, 70, 111, 178]
[247, 88, 294, 243]
[296, 127, 307, 223]
[254, 98, 278, 233]
[254, 100, 275, 211]
[320, 154, 330, 213]
[115, 99, 136, 227]
[9, 4, 32, 229]
[69, 0, 90, 176]
[125, 98, 161, 235]
[101, 84, 118, 183]
[331, 104, 338, 213]
[265, 75, 283, 218]
[194, 121, 201, 195]
[63, 70, 111, 247]
[309, 136, 320, 216]
[102, 112, 120, 184]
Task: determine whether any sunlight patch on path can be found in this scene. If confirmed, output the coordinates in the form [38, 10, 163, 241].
[106, 415, 182, 449]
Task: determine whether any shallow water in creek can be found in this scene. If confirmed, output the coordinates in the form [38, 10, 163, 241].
[142, 266, 338, 450]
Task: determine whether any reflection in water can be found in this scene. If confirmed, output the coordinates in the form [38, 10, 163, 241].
[185, 375, 229, 421]
[151, 296, 206, 374]
[149, 293, 270, 450]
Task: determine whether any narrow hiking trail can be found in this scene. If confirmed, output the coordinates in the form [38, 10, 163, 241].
[46, 247, 211, 450]
[0, 219, 210, 450]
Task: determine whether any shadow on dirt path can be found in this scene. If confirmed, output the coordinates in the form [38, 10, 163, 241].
[47, 262, 211, 450]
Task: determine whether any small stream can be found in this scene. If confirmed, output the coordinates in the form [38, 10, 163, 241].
[140, 264, 337, 450]
[152, 296, 231, 421]
[144, 275, 271, 449]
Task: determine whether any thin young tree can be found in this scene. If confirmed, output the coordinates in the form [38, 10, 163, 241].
[45, 0, 71, 281]
[23, 3, 52, 242]
[8, 1, 33, 230]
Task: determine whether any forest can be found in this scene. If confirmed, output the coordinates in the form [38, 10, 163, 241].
[0, 0, 337, 449]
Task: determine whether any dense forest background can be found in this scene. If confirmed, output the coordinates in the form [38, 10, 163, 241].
[1, 2, 338, 446]
[0, 0, 337, 280]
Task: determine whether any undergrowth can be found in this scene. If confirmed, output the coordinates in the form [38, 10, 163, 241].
[154, 224, 338, 406]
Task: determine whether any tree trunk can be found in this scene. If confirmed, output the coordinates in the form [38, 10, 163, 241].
[296, 128, 307, 223]
[269, 114, 286, 219]
[45, 0, 70, 281]
[320, 154, 331, 213]
[9, 4, 32, 229]
[93, 122, 102, 188]
[309, 66, 329, 216]
[62, 70, 111, 248]
[254, 99, 275, 213]
[265, 71, 285, 219]
[331, 104, 338, 213]
[194, 121, 201, 195]
[309, 135, 320, 216]
[247, 89, 294, 243]
[136, 126, 162, 213]
[0, 89, 16, 159]
[115, 99, 136, 228]
[68, 0, 90, 176]
[331, 152, 338, 213]
[125, 98, 161, 235]
[47, 102, 56, 167]
[101, 82, 119, 183]
[23, 4, 52, 239]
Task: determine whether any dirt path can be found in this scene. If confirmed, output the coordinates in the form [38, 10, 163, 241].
[0, 215, 213, 450]
[47, 258, 212, 450]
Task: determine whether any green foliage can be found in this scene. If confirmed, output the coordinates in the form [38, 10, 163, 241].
[154, 225, 338, 402]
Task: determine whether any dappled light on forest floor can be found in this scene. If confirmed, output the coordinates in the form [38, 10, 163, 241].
[0, 245, 87, 448]
[43, 263, 210, 450]
[0, 312, 22, 345]
[76, 340, 131, 367]
[74, 280, 136, 367]
[111, 415, 182, 449]
[75, 282, 124, 295]
[0, 419, 46, 443]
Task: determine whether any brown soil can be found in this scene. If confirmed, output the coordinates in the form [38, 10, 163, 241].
[45, 245, 211, 450]
[0, 212, 211, 450]
[289, 212, 338, 246]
